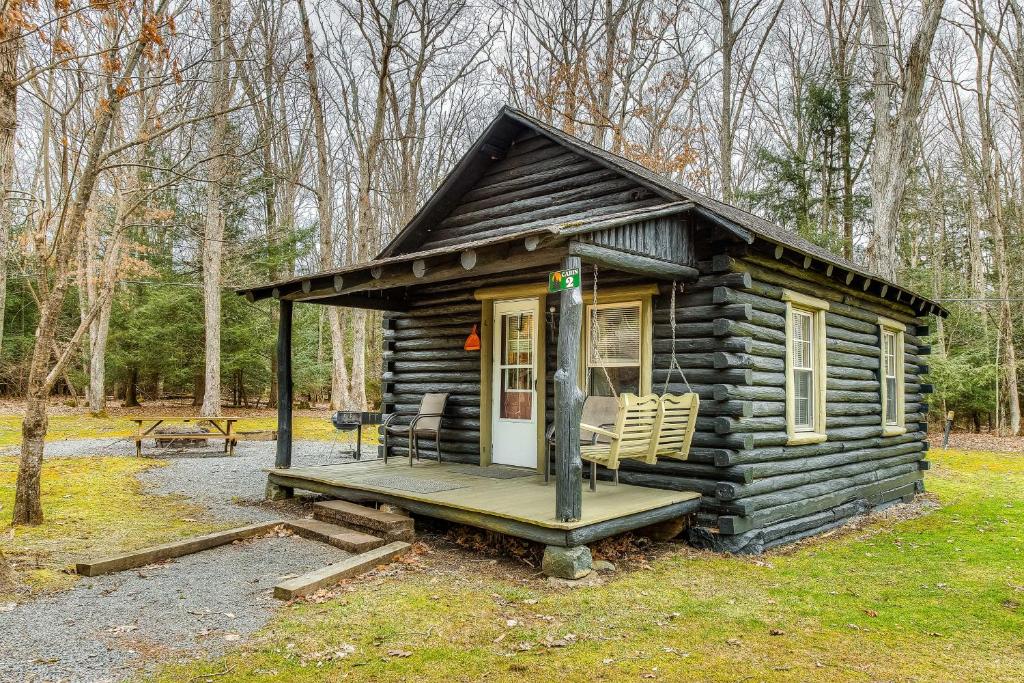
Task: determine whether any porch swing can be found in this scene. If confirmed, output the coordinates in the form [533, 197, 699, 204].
[573, 265, 701, 490]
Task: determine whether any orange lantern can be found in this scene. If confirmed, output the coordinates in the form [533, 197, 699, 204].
[464, 324, 481, 351]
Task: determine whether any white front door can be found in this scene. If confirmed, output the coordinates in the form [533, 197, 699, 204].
[491, 298, 540, 468]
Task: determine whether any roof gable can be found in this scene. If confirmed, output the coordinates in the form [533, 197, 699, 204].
[375, 106, 945, 316]
[378, 110, 674, 258]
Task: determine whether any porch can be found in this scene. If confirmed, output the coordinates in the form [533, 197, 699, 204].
[267, 458, 701, 547]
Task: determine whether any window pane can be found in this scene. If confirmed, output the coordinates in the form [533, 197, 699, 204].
[883, 331, 896, 377]
[792, 311, 813, 369]
[589, 366, 640, 397]
[589, 303, 641, 366]
[499, 309, 535, 420]
[886, 377, 898, 425]
[794, 368, 814, 429]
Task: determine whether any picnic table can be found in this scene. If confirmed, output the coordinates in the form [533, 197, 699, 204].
[131, 416, 239, 457]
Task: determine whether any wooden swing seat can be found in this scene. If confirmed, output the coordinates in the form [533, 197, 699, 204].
[579, 392, 699, 489]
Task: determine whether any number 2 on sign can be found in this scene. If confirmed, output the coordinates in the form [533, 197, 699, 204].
[549, 267, 581, 292]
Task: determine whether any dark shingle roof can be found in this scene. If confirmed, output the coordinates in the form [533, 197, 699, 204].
[498, 107, 945, 317]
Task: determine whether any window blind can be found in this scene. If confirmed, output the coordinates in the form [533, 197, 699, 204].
[588, 303, 641, 367]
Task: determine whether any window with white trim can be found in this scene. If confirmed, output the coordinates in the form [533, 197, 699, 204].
[783, 290, 829, 444]
[791, 309, 816, 431]
[586, 301, 642, 396]
[879, 318, 906, 434]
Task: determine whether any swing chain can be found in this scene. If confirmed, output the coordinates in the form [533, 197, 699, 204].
[662, 279, 693, 395]
[591, 264, 619, 398]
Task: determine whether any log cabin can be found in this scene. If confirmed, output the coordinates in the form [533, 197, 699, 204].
[237, 106, 946, 570]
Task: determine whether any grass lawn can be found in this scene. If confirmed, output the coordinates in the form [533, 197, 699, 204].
[0, 456, 222, 598]
[149, 448, 1024, 683]
[0, 414, 378, 448]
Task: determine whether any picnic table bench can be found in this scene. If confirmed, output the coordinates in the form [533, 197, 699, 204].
[131, 416, 240, 457]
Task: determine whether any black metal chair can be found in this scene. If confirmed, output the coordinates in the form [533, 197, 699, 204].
[381, 393, 449, 465]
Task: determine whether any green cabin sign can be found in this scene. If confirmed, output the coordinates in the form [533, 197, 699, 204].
[548, 267, 581, 293]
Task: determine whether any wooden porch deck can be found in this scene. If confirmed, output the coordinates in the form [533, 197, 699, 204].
[267, 459, 701, 547]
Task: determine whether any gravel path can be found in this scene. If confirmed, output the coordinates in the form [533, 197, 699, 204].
[2, 437, 377, 523]
[0, 437, 378, 681]
[0, 534, 347, 682]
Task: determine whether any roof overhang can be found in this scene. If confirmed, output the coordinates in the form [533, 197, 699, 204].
[238, 104, 948, 319]
[236, 203, 696, 305]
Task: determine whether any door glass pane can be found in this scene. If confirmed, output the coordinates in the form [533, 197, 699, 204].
[503, 313, 533, 365]
[499, 309, 534, 420]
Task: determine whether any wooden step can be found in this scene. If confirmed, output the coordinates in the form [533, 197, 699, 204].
[286, 519, 384, 553]
[313, 500, 415, 541]
[274, 541, 412, 600]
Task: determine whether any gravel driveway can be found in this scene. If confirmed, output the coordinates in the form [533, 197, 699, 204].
[2, 436, 377, 522]
[0, 437, 377, 681]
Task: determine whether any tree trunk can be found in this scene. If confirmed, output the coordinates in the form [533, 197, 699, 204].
[201, 0, 231, 418]
[718, 0, 735, 204]
[0, 15, 18, 359]
[87, 303, 111, 414]
[123, 368, 140, 408]
[14, 392, 49, 525]
[864, 0, 945, 280]
[350, 309, 367, 409]
[971, 7, 1021, 435]
[298, 0, 351, 410]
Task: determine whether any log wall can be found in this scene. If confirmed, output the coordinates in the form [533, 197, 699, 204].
[378, 236, 933, 553]
[414, 131, 664, 252]
[624, 246, 931, 553]
[381, 290, 485, 464]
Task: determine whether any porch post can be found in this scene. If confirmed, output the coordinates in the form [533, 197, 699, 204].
[554, 255, 584, 522]
[275, 299, 293, 469]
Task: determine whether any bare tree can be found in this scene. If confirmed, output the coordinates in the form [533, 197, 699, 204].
[298, 0, 352, 410]
[201, 0, 232, 417]
[970, 0, 1021, 434]
[12, 0, 206, 525]
[864, 0, 945, 279]
[0, 2, 21, 359]
[707, 0, 784, 203]
[822, 0, 868, 258]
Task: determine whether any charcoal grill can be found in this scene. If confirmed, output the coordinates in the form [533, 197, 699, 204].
[331, 411, 382, 460]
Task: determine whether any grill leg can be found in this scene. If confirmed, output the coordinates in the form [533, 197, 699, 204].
[590, 461, 597, 492]
[356, 426, 362, 461]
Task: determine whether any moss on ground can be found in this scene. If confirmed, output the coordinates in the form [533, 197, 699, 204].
[149, 449, 1024, 682]
[0, 456, 221, 597]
